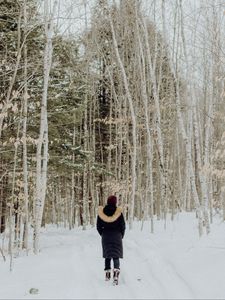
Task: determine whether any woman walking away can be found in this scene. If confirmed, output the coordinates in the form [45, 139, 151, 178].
[97, 195, 126, 285]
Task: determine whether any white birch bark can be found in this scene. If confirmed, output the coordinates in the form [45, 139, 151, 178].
[140, 18, 166, 220]
[22, 0, 29, 250]
[109, 11, 137, 228]
[82, 0, 89, 230]
[159, 0, 204, 234]
[179, 0, 209, 234]
[193, 104, 210, 233]
[135, 12, 154, 232]
[69, 121, 76, 230]
[33, 0, 57, 254]
[9, 108, 22, 270]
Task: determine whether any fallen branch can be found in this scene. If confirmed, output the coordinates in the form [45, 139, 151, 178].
[0, 246, 6, 262]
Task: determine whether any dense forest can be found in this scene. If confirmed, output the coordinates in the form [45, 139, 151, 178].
[0, 0, 224, 257]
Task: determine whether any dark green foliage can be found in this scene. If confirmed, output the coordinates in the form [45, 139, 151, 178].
[0, 0, 89, 230]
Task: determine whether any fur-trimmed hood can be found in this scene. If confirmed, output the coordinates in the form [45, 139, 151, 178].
[98, 206, 122, 223]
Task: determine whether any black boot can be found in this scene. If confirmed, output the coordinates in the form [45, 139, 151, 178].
[105, 269, 111, 281]
[113, 268, 120, 285]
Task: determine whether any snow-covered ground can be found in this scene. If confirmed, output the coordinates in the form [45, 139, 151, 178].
[1, 212, 225, 299]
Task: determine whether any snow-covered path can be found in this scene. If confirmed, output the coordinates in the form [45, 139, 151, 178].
[1, 213, 225, 299]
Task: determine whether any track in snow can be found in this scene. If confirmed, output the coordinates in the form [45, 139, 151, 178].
[1, 214, 225, 299]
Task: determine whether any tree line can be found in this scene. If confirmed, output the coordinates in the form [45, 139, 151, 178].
[0, 0, 224, 257]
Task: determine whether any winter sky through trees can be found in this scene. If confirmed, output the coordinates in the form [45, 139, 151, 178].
[53, 0, 225, 83]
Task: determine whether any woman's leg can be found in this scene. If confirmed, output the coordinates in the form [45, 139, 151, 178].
[104, 258, 111, 270]
[113, 258, 120, 269]
[112, 258, 120, 285]
[104, 258, 111, 281]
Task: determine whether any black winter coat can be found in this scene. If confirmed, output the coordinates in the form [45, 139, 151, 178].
[97, 204, 126, 259]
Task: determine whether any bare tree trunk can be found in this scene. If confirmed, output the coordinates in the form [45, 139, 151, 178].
[69, 121, 76, 230]
[0, 246, 6, 262]
[82, 0, 90, 230]
[179, 0, 208, 235]
[141, 18, 166, 220]
[33, 0, 57, 254]
[135, 12, 154, 232]
[9, 107, 22, 270]
[109, 11, 137, 228]
[22, 0, 29, 251]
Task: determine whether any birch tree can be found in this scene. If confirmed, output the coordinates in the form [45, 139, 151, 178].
[22, 0, 29, 250]
[109, 7, 137, 228]
[33, 0, 57, 254]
